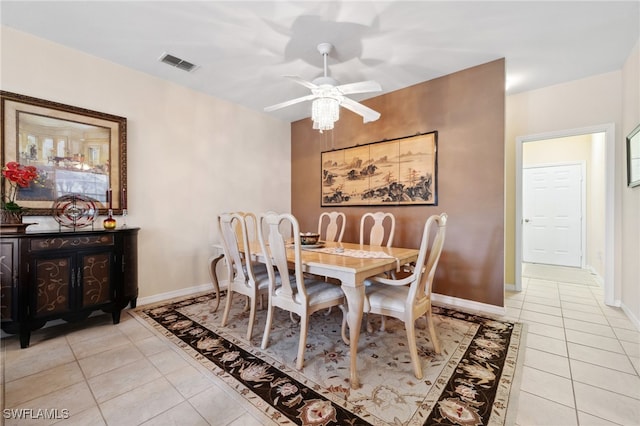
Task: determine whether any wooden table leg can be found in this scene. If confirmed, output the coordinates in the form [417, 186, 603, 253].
[341, 284, 365, 389]
[208, 254, 225, 312]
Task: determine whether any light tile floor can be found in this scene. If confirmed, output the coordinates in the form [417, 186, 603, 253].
[508, 268, 640, 426]
[1, 266, 639, 425]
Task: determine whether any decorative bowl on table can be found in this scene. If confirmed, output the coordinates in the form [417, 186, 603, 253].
[300, 232, 320, 245]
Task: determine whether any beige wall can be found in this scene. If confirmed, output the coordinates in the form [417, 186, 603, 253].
[506, 71, 622, 286]
[0, 27, 292, 299]
[291, 60, 506, 308]
[506, 37, 640, 325]
[589, 132, 607, 277]
[621, 40, 640, 323]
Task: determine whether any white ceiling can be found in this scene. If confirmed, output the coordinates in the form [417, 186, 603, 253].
[2, 1, 638, 124]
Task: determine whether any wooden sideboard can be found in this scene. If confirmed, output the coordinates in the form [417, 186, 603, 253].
[0, 227, 139, 348]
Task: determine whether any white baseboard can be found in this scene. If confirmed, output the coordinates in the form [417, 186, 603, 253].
[432, 293, 506, 316]
[136, 284, 509, 318]
[0, 284, 519, 340]
[620, 302, 640, 331]
[586, 265, 605, 287]
[137, 282, 217, 307]
[1, 285, 214, 340]
[137, 285, 508, 316]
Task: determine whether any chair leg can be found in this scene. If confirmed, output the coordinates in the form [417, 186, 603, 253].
[243, 296, 250, 312]
[221, 291, 233, 327]
[426, 309, 441, 354]
[405, 320, 423, 380]
[296, 313, 310, 370]
[246, 297, 257, 341]
[380, 315, 387, 332]
[366, 313, 374, 333]
[339, 305, 350, 345]
[208, 254, 224, 313]
[261, 303, 274, 350]
[210, 293, 221, 313]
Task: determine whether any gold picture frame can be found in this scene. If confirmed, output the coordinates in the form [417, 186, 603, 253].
[1, 91, 127, 215]
[321, 132, 437, 206]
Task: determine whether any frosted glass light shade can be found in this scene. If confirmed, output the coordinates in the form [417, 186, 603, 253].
[312, 98, 339, 132]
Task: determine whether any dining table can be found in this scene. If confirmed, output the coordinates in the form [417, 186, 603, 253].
[249, 239, 420, 389]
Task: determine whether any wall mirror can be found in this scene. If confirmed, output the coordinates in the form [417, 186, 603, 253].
[627, 123, 640, 188]
[1, 91, 127, 215]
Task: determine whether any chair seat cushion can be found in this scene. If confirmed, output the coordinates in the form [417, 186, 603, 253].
[253, 271, 271, 290]
[272, 276, 343, 308]
[252, 262, 268, 275]
[365, 283, 409, 313]
[299, 280, 344, 306]
[276, 280, 344, 306]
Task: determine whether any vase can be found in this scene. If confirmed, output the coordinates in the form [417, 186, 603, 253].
[1, 209, 23, 224]
[103, 209, 117, 230]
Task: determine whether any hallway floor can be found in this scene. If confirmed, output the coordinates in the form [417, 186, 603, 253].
[1, 265, 638, 425]
[509, 264, 640, 425]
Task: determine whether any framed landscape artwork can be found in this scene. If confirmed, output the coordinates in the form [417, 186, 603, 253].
[1, 91, 127, 215]
[321, 132, 437, 206]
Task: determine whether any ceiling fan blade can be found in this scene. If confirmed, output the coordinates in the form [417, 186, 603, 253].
[337, 80, 382, 95]
[264, 93, 317, 112]
[285, 75, 318, 90]
[340, 97, 381, 123]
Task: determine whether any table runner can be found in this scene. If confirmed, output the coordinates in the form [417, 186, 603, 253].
[302, 246, 403, 271]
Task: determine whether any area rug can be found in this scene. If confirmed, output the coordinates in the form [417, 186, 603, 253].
[133, 292, 525, 426]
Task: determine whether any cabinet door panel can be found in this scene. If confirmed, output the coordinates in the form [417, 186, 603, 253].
[34, 257, 72, 317]
[0, 239, 18, 321]
[81, 252, 112, 307]
[122, 233, 138, 301]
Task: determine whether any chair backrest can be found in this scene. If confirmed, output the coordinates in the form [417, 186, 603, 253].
[359, 212, 395, 247]
[218, 212, 259, 286]
[258, 212, 308, 305]
[238, 211, 259, 244]
[318, 211, 346, 242]
[409, 213, 447, 305]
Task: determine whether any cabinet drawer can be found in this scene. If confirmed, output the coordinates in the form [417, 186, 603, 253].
[30, 234, 114, 251]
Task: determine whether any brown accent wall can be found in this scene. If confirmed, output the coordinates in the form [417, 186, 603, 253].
[291, 59, 505, 307]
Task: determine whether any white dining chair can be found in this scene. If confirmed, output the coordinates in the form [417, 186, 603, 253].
[259, 212, 346, 370]
[359, 211, 395, 247]
[363, 213, 447, 379]
[218, 212, 270, 342]
[318, 211, 346, 242]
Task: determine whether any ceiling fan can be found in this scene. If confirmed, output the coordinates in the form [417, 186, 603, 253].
[264, 42, 382, 132]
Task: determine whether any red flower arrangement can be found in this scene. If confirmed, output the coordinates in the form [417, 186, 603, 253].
[2, 161, 38, 212]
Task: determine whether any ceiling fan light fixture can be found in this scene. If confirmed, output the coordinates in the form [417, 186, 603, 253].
[312, 97, 340, 132]
[264, 42, 381, 131]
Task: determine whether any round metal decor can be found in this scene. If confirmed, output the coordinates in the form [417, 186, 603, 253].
[52, 194, 99, 228]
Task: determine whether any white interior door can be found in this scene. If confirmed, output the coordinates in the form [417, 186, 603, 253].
[523, 163, 583, 267]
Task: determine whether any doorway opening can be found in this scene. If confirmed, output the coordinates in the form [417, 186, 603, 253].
[514, 124, 616, 306]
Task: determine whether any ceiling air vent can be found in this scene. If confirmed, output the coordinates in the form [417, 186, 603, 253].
[159, 53, 198, 72]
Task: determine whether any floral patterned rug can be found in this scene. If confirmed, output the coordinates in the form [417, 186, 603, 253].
[133, 292, 524, 426]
